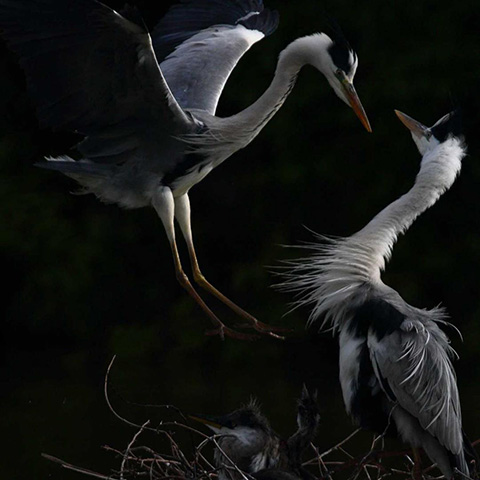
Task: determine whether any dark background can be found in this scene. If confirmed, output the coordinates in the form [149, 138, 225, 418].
[1, 0, 479, 478]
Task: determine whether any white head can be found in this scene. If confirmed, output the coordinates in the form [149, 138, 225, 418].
[286, 31, 370, 132]
[395, 109, 466, 195]
[395, 110, 464, 156]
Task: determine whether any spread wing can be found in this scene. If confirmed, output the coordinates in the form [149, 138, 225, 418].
[152, 0, 279, 115]
[368, 304, 463, 454]
[0, 0, 191, 163]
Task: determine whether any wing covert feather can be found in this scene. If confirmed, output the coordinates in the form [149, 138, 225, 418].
[152, 0, 279, 114]
[369, 322, 462, 454]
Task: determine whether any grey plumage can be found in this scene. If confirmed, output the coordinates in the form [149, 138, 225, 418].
[191, 400, 284, 480]
[0, 0, 370, 338]
[191, 388, 320, 480]
[280, 110, 475, 478]
[153, 0, 279, 114]
[286, 385, 320, 473]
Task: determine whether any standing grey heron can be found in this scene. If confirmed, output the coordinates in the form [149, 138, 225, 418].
[191, 386, 320, 480]
[280, 110, 476, 478]
[0, 0, 371, 339]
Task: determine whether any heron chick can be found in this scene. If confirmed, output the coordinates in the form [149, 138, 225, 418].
[281, 110, 477, 478]
[191, 400, 284, 480]
[191, 388, 320, 480]
[0, 0, 370, 340]
[287, 385, 321, 472]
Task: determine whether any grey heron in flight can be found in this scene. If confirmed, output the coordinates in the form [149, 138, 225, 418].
[0, 0, 371, 340]
[281, 110, 477, 478]
[191, 386, 320, 480]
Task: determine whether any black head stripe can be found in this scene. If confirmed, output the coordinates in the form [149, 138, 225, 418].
[324, 17, 356, 75]
[328, 42, 355, 75]
[430, 110, 463, 142]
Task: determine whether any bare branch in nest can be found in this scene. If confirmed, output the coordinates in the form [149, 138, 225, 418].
[41, 454, 119, 480]
[43, 415, 479, 480]
[42, 357, 479, 480]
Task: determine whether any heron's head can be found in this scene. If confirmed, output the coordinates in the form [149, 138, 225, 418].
[395, 110, 463, 156]
[190, 401, 272, 452]
[302, 32, 371, 132]
[296, 385, 320, 432]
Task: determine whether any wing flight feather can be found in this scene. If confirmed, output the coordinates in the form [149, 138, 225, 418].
[0, 0, 191, 162]
[369, 316, 463, 454]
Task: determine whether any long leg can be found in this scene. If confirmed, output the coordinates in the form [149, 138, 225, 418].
[174, 193, 287, 339]
[412, 448, 423, 480]
[152, 187, 255, 340]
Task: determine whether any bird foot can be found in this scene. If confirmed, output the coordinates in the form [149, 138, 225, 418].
[204, 325, 259, 341]
[235, 319, 291, 340]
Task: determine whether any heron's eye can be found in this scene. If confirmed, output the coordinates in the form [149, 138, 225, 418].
[335, 69, 344, 79]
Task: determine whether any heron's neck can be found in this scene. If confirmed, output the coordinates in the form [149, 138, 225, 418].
[352, 138, 464, 279]
[287, 421, 317, 465]
[226, 35, 330, 138]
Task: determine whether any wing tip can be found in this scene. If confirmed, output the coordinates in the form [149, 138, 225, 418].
[239, 6, 279, 36]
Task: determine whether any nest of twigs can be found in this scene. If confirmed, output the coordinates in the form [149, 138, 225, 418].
[43, 358, 478, 480]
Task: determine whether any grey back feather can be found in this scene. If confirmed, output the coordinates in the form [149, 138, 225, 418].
[368, 311, 463, 454]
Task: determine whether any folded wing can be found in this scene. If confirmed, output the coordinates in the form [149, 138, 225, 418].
[369, 310, 463, 455]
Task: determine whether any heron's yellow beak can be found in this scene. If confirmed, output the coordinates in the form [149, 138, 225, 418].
[342, 80, 372, 133]
[395, 110, 429, 137]
[189, 414, 223, 429]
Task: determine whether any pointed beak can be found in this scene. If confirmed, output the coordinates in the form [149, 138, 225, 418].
[189, 413, 224, 430]
[342, 80, 372, 133]
[395, 110, 429, 138]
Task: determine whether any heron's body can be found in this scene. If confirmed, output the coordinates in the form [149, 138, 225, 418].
[282, 111, 474, 478]
[0, 0, 370, 338]
[45, 32, 355, 208]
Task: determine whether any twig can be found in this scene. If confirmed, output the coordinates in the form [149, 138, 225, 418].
[44, 362, 480, 480]
[42, 454, 119, 480]
[104, 356, 146, 430]
[120, 420, 150, 479]
[319, 428, 362, 458]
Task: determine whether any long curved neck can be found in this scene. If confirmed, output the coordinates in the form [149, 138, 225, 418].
[352, 138, 465, 279]
[225, 35, 331, 138]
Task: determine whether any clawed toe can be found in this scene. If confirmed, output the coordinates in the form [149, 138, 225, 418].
[235, 319, 290, 340]
[205, 325, 259, 341]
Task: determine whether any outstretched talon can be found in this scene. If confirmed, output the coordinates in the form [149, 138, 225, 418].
[187, 259, 288, 340]
[205, 325, 259, 341]
[236, 318, 290, 340]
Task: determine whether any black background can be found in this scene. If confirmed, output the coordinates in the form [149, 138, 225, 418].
[1, 0, 479, 478]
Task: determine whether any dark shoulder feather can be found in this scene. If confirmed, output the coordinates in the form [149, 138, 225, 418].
[348, 297, 406, 340]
